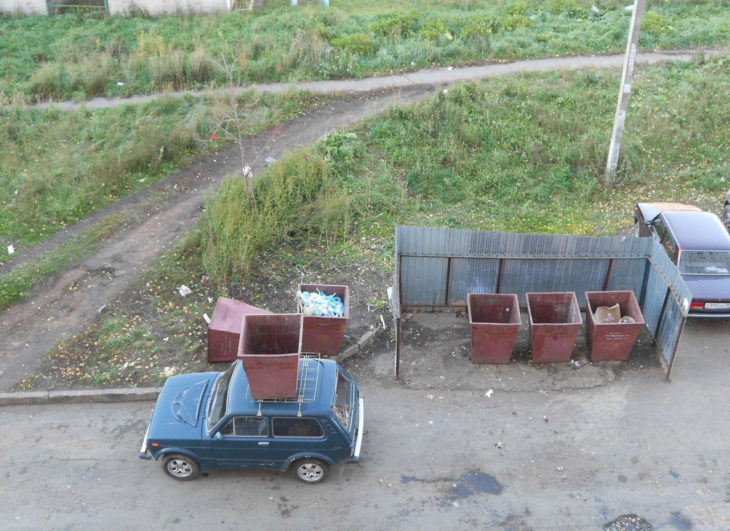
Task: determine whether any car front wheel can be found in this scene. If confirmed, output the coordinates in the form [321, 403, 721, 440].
[162, 454, 201, 481]
[292, 458, 328, 484]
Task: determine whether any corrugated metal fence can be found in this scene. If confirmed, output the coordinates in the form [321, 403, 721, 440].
[390, 226, 692, 381]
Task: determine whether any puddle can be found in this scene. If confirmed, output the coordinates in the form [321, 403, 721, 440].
[401, 470, 504, 497]
[450, 471, 504, 497]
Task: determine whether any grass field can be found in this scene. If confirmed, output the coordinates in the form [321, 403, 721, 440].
[0, 90, 314, 254]
[1, 1, 728, 101]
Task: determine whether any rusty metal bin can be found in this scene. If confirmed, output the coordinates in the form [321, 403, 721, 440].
[467, 293, 521, 364]
[298, 283, 349, 356]
[585, 291, 644, 361]
[237, 313, 302, 399]
[526, 292, 582, 363]
[207, 297, 272, 363]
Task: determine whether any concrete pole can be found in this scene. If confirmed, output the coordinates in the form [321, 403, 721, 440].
[605, 0, 646, 184]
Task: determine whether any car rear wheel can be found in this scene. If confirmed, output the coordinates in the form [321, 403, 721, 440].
[722, 203, 730, 233]
[292, 458, 327, 484]
[162, 454, 200, 481]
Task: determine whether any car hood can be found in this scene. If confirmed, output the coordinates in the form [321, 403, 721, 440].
[149, 372, 218, 441]
[682, 274, 730, 302]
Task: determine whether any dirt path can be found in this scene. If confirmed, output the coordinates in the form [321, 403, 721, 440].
[0, 49, 725, 391]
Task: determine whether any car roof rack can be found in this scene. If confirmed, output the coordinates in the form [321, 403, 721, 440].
[251, 353, 322, 417]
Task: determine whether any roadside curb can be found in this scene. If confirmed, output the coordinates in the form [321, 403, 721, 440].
[338, 326, 385, 362]
[0, 327, 385, 407]
[0, 387, 161, 407]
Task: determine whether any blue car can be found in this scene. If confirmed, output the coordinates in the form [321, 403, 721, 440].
[139, 356, 364, 483]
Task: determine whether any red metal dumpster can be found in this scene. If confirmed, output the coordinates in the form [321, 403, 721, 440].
[467, 293, 521, 364]
[207, 297, 272, 363]
[298, 283, 349, 356]
[237, 313, 302, 399]
[585, 290, 644, 361]
[526, 292, 582, 363]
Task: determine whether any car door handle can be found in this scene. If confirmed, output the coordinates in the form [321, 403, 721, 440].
[258, 441, 270, 446]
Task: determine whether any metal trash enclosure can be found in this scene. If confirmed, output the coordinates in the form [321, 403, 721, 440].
[389, 226, 692, 381]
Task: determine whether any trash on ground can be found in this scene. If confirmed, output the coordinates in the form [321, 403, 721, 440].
[485, 389, 494, 398]
[177, 285, 192, 297]
[97, 304, 106, 313]
[265, 157, 276, 164]
[7, 245, 14, 255]
[297, 290, 344, 317]
[203, 313, 211, 324]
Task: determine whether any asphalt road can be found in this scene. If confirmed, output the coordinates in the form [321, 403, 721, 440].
[2, 319, 730, 531]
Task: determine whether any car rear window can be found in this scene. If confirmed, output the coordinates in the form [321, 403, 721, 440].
[679, 250, 730, 275]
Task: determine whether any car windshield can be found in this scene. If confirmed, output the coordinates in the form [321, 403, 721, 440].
[207, 362, 236, 430]
[331, 369, 354, 431]
[679, 250, 730, 275]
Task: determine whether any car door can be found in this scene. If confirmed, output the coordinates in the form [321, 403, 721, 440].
[211, 416, 276, 470]
[268, 417, 347, 466]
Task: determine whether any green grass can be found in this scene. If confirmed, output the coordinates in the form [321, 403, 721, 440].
[0, 89, 315, 259]
[1, 0, 728, 101]
[201, 56, 730, 285]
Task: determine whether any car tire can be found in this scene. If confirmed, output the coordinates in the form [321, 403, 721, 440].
[292, 458, 328, 484]
[722, 203, 730, 233]
[162, 454, 201, 481]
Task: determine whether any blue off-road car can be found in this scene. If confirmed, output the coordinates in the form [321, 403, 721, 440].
[139, 356, 364, 483]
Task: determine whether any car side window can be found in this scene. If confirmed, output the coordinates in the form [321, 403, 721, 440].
[220, 416, 268, 437]
[272, 417, 324, 438]
[653, 218, 678, 263]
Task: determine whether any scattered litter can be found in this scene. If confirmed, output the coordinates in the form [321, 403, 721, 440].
[452, 501, 460, 508]
[265, 157, 276, 164]
[297, 290, 344, 317]
[210, 135, 218, 141]
[7, 245, 14, 255]
[570, 359, 581, 369]
[594, 303, 621, 323]
[624, 4, 634, 12]
[163, 337, 169, 342]
[243, 165, 253, 178]
[203, 313, 211, 325]
[162, 366, 176, 377]
[543, 416, 549, 423]
[177, 285, 192, 297]
[447, 66, 453, 71]
[380, 314, 386, 329]
[411, 61, 416, 66]
[426, 394, 436, 400]
[591, 5, 600, 13]
[495, 441, 503, 449]
[443, 89, 448, 94]
[555, 465, 564, 472]
[97, 304, 106, 313]
[485, 389, 494, 398]
[208, 297, 214, 303]
[116, 81, 124, 86]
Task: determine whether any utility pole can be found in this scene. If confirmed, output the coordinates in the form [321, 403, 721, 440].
[605, 0, 646, 184]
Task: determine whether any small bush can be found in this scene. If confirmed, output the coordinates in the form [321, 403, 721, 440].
[331, 33, 376, 56]
[27, 63, 66, 100]
[461, 15, 500, 39]
[369, 11, 419, 39]
[642, 11, 669, 35]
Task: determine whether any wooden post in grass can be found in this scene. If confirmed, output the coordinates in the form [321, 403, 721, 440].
[605, 0, 646, 185]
